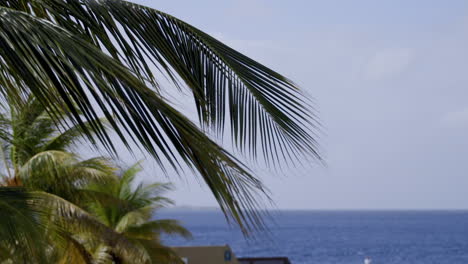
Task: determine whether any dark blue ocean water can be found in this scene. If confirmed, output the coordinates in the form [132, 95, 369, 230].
[158, 210, 468, 264]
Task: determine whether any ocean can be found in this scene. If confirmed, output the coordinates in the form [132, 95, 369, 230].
[158, 210, 468, 264]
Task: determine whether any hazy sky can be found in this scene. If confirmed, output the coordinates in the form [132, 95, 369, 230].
[115, 0, 468, 210]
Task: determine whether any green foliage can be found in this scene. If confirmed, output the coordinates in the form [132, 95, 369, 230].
[0, 187, 152, 264]
[0, 95, 105, 171]
[0, 96, 185, 263]
[0, 0, 321, 232]
[0, 188, 49, 263]
[18, 151, 115, 201]
[85, 163, 191, 263]
[0, 0, 322, 261]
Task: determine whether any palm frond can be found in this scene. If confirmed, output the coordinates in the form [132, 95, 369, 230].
[9, 0, 321, 163]
[0, 187, 49, 263]
[42, 117, 110, 152]
[92, 245, 113, 264]
[18, 150, 115, 200]
[85, 164, 191, 263]
[54, 234, 94, 264]
[114, 205, 154, 233]
[0, 94, 108, 170]
[86, 164, 175, 231]
[133, 239, 185, 264]
[0, 0, 321, 231]
[34, 191, 150, 263]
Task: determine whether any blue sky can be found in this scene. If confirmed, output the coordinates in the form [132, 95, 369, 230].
[115, 0, 468, 209]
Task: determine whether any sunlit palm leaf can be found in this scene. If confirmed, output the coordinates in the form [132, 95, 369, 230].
[133, 239, 185, 264]
[34, 191, 150, 263]
[18, 150, 115, 200]
[55, 234, 94, 264]
[0, 188, 140, 263]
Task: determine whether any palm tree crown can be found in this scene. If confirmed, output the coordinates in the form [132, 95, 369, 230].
[86, 162, 192, 263]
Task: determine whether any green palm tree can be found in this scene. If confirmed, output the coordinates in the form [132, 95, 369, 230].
[0, 0, 321, 232]
[0, 95, 114, 199]
[0, 96, 150, 263]
[0, 187, 159, 263]
[85, 162, 191, 263]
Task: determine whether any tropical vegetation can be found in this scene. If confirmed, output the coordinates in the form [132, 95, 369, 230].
[0, 0, 321, 262]
[86, 163, 191, 263]
[0, 95, 190, 263]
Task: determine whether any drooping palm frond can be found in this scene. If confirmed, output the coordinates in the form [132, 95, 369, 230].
[132, 240, 185, 264]
[0, 0, 324, 233]
[48, 233, 94, 264]
[0, 6, 270, 231]
[43, 117, 109, 152]
[2, 0, 320, 163]
[0, 188, 147, 263]
[38, 190, 157, 263]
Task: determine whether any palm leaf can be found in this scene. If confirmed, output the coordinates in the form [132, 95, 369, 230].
[5, 0, 321, 163]
[33, 191, 150, 263]
[85, 164, 192, 263]
[0, 187, 49, 263]
[55, 234, 94, 264]
[42, 117, 110, 152]
[18, 150, 115, 200]
[0, 1, 320, 231]
[132, 239, 185, 264]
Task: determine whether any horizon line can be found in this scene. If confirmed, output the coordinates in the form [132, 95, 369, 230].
[164, 206, 468, 212]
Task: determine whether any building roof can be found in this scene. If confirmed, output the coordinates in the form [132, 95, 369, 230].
[172, 245, 240, 264]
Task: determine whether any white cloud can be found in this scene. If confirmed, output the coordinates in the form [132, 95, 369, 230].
[362, 48, 413, 81]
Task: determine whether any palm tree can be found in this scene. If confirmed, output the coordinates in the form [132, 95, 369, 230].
[85, 162, 191, 263]
[0, 95, 114, 199]
[0, 96, 150, 263]
[0, 0, 321, 232]
[0, 187, 160, 263]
